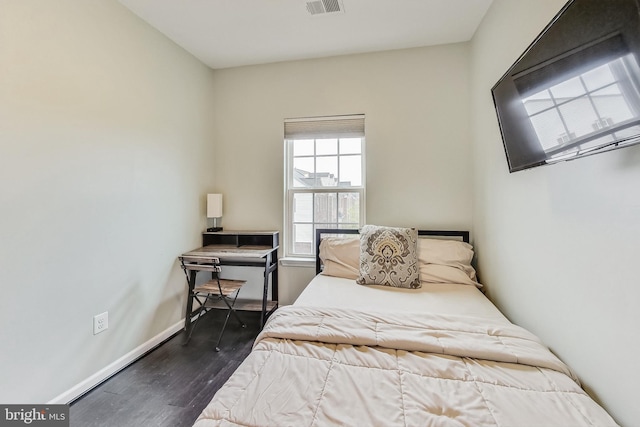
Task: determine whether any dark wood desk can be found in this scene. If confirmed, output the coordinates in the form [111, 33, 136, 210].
[181, 231, 279, 332]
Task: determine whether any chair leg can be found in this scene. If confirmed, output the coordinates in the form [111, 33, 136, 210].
[228, 292, 245, 328]
[183, 294, 208, 345]
[230, 307, 246, 328]
[215, 307, 233, 352]
[214, 293, 245, 351]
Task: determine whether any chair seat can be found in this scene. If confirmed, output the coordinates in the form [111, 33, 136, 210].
[179, 255, 247, 351]
[194, 279, 246, 296]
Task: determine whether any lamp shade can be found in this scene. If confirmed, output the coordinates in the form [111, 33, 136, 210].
[207, 194, 223, 218]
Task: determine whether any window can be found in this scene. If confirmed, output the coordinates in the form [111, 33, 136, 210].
[284, 115, 365, 257]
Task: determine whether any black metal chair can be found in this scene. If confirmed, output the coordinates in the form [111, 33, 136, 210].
[179, 255, 246, 351]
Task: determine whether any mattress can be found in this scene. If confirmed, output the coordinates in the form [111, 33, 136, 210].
[294, 273, 506, 320]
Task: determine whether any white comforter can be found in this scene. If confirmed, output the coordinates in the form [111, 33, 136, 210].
[194, 306, 618, 426]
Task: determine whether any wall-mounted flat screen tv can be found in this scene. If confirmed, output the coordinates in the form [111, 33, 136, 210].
[492, 0, 640, 172]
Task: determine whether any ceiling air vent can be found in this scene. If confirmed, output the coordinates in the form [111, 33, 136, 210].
[306, 0, 344, 16]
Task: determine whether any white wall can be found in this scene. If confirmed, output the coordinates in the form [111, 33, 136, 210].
[210, 45, 474, 303]
[0, 1, 216, 402]
[470, 1, 640, 425]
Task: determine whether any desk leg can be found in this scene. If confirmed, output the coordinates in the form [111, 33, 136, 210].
[271, 252, 278, 302]
[184, 269, 197, 342]
[261, 253, 271, 327]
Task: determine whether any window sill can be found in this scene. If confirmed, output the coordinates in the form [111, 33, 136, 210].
[279, 257, 316, 268]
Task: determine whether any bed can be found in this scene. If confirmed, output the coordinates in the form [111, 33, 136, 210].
[193, 227, 618, 426]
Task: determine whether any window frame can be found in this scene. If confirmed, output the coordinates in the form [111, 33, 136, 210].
[284, 117, 365, 258]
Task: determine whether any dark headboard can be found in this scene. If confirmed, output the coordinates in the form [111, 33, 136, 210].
[315, 228, 470, 275]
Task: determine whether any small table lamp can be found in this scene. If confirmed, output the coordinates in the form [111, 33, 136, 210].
[207, 194, 223, 232]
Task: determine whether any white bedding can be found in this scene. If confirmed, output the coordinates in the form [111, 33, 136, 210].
[194, 305, 618, 426]
[191, 248, 618, 427]
[294, 274, 506, 320]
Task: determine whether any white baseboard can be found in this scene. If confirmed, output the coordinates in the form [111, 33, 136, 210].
[48, 319, 186, 404]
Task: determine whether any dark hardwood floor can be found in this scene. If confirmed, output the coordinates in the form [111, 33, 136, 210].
[70, 310, 261, 427]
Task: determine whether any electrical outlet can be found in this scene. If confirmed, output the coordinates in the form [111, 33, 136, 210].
[93, 311, 108, 335]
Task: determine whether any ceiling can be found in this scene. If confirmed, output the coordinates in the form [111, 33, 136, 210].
[119, 0, 493, 70]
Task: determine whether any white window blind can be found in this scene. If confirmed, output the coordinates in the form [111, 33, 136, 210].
[284, 115, 365, 139]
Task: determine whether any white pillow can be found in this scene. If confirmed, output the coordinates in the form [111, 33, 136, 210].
[319, 235, 481, 287]
[418, 238, 481, 287]
[319, 236, 359, 279]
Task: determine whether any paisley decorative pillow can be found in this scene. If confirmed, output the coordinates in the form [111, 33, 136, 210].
[356, 225, 420, 288]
